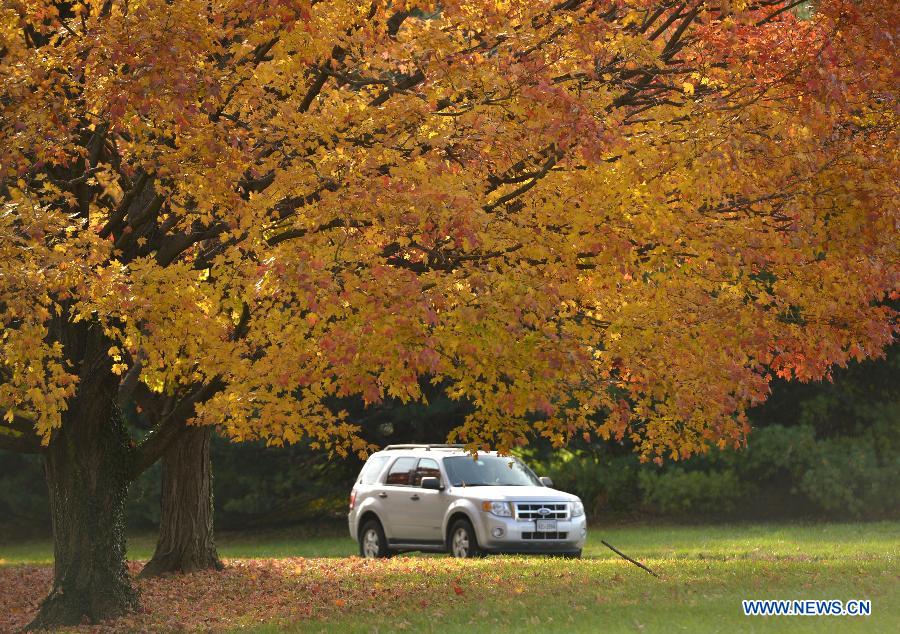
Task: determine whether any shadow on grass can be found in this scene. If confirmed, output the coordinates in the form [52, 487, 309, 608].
[2, 551, 897, 633]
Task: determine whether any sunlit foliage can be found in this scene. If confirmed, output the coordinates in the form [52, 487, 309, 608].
[1, 0, 896, 460]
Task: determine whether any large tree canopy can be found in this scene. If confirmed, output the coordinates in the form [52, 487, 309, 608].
[0, 1, 896, 622]
[2, 0, 895, 460]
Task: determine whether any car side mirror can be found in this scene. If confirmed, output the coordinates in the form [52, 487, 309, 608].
[420, 477, 443, 491]
[539, 476, 554, 488]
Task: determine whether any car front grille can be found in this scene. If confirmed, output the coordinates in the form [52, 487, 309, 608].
[521, 531, 568, 540]
[514, 502, 570, 521]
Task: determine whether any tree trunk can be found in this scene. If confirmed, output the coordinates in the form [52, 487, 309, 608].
[29, 380, 138, 629]
[140, 425, 222, 577]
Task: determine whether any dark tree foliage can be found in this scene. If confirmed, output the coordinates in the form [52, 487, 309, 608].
[1, 348, 896, 535]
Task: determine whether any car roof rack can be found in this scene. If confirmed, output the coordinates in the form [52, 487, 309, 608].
[382, 444, 468, 451]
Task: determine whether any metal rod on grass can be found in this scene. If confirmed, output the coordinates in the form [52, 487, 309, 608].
[601, 540, 660, 578]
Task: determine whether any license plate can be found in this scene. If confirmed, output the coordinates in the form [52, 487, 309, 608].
[536, 519, 557, 532]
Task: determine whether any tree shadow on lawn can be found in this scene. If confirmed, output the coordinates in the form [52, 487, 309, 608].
[2, 557, 563, 632]
[1, 551, 896, 633]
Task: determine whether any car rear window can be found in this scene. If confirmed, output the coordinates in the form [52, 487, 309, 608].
[357, 455, 389, 485]
[384, 457, 418, 486]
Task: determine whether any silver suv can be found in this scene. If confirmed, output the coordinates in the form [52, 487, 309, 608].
[348, 444, 587, 558]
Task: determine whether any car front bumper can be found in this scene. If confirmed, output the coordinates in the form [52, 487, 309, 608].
[474, 514, 587, 554]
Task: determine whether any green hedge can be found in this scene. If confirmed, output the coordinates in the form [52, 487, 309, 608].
[638, 468, 747, 516]
[528, 423, 899, 521]
[798, 434, 900, 518]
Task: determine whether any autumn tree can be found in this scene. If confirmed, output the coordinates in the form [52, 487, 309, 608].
[1, 0, 896, 627]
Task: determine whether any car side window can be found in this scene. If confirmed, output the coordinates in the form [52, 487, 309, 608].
[412, 458, 441, 487]
[357, 455, 389, 485]
[384, 457, 417, 486]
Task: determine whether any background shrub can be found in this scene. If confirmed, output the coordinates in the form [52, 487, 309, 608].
[799, 435, 900, 519]
[638, 468, 747, 516]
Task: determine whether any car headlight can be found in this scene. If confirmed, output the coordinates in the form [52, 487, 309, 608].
[571, 501, 585, 517]
[481, 501, 512, 517]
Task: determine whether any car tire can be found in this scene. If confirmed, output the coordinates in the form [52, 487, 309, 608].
[448, 519, 483, 558]
[359, 519, 392, 559]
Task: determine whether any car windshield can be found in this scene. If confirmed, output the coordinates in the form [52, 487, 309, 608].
[443, 455, 542, 487]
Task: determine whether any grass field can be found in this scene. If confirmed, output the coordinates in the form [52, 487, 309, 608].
[1, 522, 897, 632]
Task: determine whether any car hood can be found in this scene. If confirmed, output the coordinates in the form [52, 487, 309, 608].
[447, 485, 579, 502]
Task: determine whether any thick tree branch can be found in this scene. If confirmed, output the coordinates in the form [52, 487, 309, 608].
[155, 222, 229, 266]
[118, 357, 144, 405]
[639, 3, 675, 35]
[484, 152, 560, 212]
[128, 379, 224, 480]
[266, 217, 372, 247]
[661, 6, 701, 61]
[369, 70, 426, 107]
[99, 172, 149, 238]
[647, 2, 686, 41]
[756, 0, 808, 26]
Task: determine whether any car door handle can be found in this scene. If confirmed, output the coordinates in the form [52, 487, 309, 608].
[410, 494, 420, 501]
[378, 492, 388, 498]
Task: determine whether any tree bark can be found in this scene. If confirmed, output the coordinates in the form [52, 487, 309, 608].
[28, 373, 138, 629]
[140, 425, 223, 577]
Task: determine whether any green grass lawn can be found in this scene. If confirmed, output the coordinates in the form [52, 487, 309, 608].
[1, 522, 897, 632]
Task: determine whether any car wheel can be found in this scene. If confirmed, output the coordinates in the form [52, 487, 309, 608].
[448, 519, 483, 558]
[359, 519, 392, 559]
